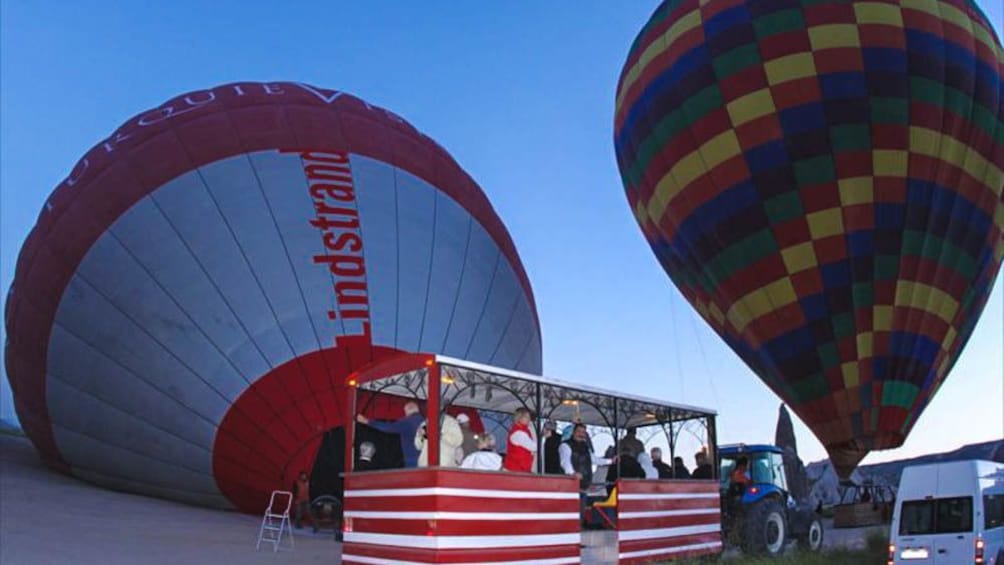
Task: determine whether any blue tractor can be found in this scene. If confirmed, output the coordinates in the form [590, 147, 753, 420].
[718, 444, 824, 556]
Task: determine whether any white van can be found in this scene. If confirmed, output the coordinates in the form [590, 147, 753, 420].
[889, 459, 1004, 564]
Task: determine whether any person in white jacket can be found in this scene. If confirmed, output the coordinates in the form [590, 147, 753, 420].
[460, 433, 503, 470]
[415, 413, 464, 467]
[637, 452, 659, 479]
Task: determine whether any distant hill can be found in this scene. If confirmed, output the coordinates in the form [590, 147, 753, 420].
[805, 439, 1004, 506]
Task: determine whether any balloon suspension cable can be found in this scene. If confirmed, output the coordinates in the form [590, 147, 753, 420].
[687, 300, 719, 408]
[669, 289, 685, 402]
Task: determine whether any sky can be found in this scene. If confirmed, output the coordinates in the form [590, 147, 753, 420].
[1, 1, 1002, 467]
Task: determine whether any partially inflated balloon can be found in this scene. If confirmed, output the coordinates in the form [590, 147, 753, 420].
[5, 83, 541, 511]
[615, 0, 1003, 475]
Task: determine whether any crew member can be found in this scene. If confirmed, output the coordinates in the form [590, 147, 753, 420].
[356, 401, 424, 468]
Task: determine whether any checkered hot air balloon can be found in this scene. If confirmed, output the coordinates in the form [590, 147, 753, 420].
[4, 83, 541, 512]
[615, 0, 1004, 476]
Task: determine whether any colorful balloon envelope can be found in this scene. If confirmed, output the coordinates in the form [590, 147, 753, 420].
[4, 83, 541, 511]
[615, 0, 1004, 475]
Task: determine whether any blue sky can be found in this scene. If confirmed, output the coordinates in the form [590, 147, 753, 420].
[1, 1, 1001, 466]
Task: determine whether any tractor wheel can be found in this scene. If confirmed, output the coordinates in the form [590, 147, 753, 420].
[798, 518, 824, 552]
[742, 499, 787, 556]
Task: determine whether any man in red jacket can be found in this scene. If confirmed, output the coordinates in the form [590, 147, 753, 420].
[503, 407, 537, 473]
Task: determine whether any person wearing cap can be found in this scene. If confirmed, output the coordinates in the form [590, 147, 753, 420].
[543, 420, 563, 474]
[456, 413, 477, 458]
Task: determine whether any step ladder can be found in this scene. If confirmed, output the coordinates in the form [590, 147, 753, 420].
[256, 490, 295, 552]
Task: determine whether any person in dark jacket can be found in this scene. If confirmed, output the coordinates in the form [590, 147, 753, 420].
[650, 447, 673, 478]
[543, 420, 563, 474]
[291, 471, 311, 528]
[559, 423, 613, 514]
[619, 427, 645, 459]
[692, 450, 714, 479]
[672, 456, 691, 479]
[605, 450, 646, 486]
[356, 402, 424, 468]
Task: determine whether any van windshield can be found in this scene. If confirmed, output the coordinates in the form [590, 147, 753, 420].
[899, 497, 973, 535]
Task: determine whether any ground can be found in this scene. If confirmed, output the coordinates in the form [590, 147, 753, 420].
[0, 435, 340, 564]
[820, 517, 888, 552]
[1, 433, 885, 564]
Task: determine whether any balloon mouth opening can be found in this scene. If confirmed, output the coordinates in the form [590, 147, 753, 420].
[827, 433, 905, 478]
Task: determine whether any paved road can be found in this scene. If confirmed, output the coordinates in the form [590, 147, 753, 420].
[0, 434, 340, 564]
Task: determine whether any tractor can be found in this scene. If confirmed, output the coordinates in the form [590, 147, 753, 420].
[718, 444, 825, 556]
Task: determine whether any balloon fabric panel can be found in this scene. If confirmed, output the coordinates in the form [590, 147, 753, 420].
[4, 83, 542, 511]
[615, 0, 1004, 475]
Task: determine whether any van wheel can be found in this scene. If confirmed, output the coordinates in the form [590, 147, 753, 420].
[743, 499, 787, 556]
[798, 518, 824, 552]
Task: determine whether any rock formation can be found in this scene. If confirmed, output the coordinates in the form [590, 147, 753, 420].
[774, 404, 810, 502]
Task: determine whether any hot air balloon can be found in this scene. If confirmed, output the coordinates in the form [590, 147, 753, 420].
[4, 82, 541, 512]
[615, 0, 1004, 476]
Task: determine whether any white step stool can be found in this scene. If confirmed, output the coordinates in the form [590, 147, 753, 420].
[256, 490, 295, 552]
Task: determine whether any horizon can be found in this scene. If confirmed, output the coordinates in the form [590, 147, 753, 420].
[2, 1, 1002, 472]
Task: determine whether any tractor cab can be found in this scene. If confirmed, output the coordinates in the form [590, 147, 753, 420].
[719, 444, 789, 507]
[717, 444, 823, 556]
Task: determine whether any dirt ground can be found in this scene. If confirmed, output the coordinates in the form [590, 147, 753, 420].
[2, 433, 885, 564]
[0, 434, 340, 564]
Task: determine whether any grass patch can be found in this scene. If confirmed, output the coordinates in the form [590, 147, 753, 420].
[671, 530, 890, 564]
